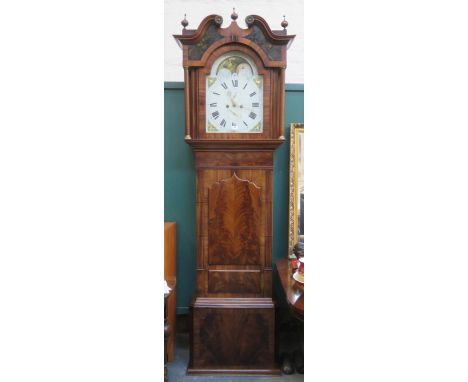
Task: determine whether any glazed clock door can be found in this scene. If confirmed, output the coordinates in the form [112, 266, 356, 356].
[205, 51, 264, 133]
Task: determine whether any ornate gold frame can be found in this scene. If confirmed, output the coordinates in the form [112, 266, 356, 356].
[288, 122, 304, 255]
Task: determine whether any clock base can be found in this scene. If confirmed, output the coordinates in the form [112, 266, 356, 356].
[187, 367, 281, 376]
[188, 297, 280, 376]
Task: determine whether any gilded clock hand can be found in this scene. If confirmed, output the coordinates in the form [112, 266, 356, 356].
[230, 92, 238, 108]
[228, 107, 241, 118]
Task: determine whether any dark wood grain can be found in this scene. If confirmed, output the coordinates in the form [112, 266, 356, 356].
[194, 151, 273, 168]
[189, 298, 279, 375]
[173, 14, 295, 68]
[208, 270, 261, 295]
[208, 173, 262, 266]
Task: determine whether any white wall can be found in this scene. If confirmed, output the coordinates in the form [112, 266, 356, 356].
[164, 0, 304, 83]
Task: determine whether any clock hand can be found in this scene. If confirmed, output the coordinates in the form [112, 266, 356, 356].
[230, 93, 238, 108]
[228, 107, 241, 118]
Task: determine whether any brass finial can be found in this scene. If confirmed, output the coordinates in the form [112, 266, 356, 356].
[181, 14, 189, 29]
[231, 8, 238, 21]
[281, 15, 288, 30]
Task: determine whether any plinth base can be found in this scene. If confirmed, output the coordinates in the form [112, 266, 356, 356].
[188, 297, 280, 376]
[187, 367, 281, 376]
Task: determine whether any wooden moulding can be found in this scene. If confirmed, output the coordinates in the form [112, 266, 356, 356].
[186, 139, 284, 150]
[207, 270, 262, 295]
[193, 297, 274, 308]
[194, 151, 274, 169]
[173, 14, 295, 68]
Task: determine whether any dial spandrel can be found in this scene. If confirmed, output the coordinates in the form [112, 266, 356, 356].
[206, 52, 263, 133]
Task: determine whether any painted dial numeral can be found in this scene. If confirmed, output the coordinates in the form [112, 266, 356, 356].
[205, 52, 263, 133]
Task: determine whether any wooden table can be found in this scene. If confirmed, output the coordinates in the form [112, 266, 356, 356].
[275, 258, 304, 321]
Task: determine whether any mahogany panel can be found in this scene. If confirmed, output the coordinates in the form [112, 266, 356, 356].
[190, 298, 277, 371]
[196, 269, 206, 295]
[264, 239, 272, 269]
[195, 225, 204, 265]
[208, 270, 261, 295]
[235, 169, 269, 201]
[197, 169, 232, 203]
[263, 270, 272, 297]
[187, 139, 284, 150]
[207, 173, 262, 266]
[195, 151, 273, 168]
[196, 202, 209, 236]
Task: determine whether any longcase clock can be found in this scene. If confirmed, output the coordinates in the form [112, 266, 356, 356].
[174, 11, 295, 375]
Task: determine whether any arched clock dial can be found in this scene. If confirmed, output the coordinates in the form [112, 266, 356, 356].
[206, 51, 263, 133]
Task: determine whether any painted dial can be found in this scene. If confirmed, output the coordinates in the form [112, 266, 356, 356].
[206, 52, 263, 133]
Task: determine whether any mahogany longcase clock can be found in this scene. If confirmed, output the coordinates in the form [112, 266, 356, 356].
[174, 11, 295, 375]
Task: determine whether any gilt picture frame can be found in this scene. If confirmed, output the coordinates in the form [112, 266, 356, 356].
[288, 122, 304, 255]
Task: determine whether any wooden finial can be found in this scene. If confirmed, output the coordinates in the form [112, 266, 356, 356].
[231, 8, 238, 21]
[181, 14, 189, 29]
[281, 15, 288, 30]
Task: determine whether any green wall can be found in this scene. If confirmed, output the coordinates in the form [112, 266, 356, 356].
[164, 82, 304, 313]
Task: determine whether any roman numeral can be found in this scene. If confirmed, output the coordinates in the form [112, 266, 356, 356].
[249, 91, 256, 97]
[212, 111, 220, 119]
[249, 112, 256, 119]
[210, 102, 217, 107]
[213, 92, 220, 95]
[252, 102, 259, 107]
[243, 121, 248, 126]
[220, 119, 226, 127]
[232, 79, 238, 87]
[243, 83, 248, 89]
[221, 82, 228, 89]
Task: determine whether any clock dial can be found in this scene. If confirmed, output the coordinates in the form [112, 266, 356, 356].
[206, 52, 263, 133]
